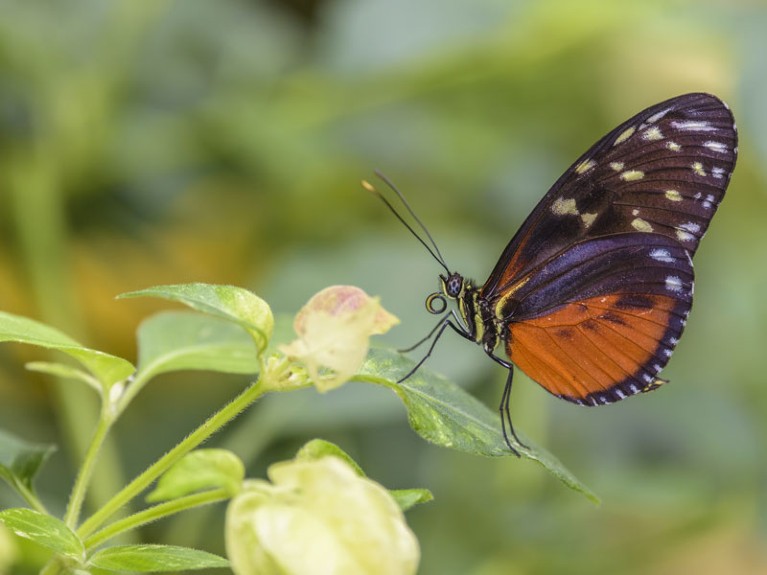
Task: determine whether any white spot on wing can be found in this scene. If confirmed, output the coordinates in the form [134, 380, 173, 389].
[671, 120, 716, 132]
[691, 162, 706, 177]
[631, 218, 653, 232]
[614, 126, 636, 146]
[642, 126, 664, 141]
[551, 197, 579, 216]
[665, 189, 682, 202]
[575, 158, 597, 174]
[680, 221, 701, 234]
[620, 170, 645, 181]
[649, 248, 673, 263]
[666, 141, 682, 152]
[703, 140, 728, 153]
[581, 212, 597, 228]
[646, 108, 671, 124]
[665, 275, 683, 292]
[610, 161, 624, 171]
[712, 167, 725, 179]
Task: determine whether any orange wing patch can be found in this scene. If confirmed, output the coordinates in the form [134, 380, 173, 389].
[507, 293, 686, 405]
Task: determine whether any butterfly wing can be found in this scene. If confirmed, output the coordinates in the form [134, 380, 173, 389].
[481, 93, 736, 405]
[482, 92, 737, 298]
[502, 234, 693, 405]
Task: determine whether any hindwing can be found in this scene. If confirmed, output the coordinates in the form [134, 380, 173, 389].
[502, 234, 693, 405]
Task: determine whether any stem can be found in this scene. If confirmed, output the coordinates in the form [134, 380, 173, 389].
[14, 481, 48, 515]
[77, 377, 266, 539]
[84, 488, 230, 550]
[64, 414, 113, 528]
[114, 368, 155, 418]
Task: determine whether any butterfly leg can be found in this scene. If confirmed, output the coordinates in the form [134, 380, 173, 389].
[485, 352, 527, 455]
[397, 316, 449, 353]
[397, 314, 474, 383]
[499, 365, 528, 456]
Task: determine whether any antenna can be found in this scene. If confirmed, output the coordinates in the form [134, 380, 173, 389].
[362, 174, 450, 274]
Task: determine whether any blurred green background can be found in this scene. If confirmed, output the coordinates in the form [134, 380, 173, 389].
[0, 0, 765, 573]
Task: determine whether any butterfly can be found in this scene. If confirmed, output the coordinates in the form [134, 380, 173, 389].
[366, 93, 737, 455]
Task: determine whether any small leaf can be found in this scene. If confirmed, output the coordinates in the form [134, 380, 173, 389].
[0, 509, 84, 560]
[147, 449, 245, 502]
[294, 439, 364, 476]
[88, 544, 229, 572]
[0, 429, 56, 496]
[356, 348, 600, 504]
[136, 312, 261, 380]
[26, 362, 102, 393]
[390, 489, 434, 512]
[0, 311, 134, 391]
[119, 284, 273, 353]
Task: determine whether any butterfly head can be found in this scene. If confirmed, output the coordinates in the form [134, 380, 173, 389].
[441, 272, 465, 299]
[426, 272, 465, 315]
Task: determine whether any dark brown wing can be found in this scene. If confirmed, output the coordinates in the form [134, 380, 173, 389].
[482, 93, 737, 300]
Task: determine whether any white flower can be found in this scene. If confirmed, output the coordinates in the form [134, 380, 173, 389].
[279, 286, 398, 392]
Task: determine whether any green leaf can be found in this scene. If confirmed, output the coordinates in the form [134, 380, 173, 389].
[147, 449, 245, 503]
[135, 312, 261, 379]
[356, 348, 600, 504]
[0, 508, 84, 560]
[119, 283, 273, 353]
[88, 544, 229, 572]
[25, 362, 102, 393]
[0, 311, 134, 391]
[390, 488, 434, 512]
[294, 439, 365, 476]
[0, 429, 56, 497]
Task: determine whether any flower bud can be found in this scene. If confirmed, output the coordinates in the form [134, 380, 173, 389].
[226, 456, 419, 575]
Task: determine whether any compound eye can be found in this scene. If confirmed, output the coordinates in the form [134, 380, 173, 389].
[425, 292, 447, 314]
[445, 274, 463, 298]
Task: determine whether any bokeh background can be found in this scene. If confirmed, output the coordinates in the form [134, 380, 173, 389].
[1, 0, 765, 573]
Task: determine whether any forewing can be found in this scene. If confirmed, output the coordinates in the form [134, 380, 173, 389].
[504, 234, 693, 405]
[483, 93, 736, 298]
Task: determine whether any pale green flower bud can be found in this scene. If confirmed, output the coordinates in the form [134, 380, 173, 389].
[226, 456, 419, 575]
